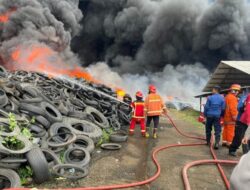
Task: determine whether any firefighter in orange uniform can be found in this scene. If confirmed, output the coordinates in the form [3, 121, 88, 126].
[129, 91, 146, 137]
[223, 84, 241, 146]
[145, 85, 167, 139]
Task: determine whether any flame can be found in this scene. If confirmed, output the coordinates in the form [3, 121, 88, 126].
[116, 88, 126, 98]
[0, 8, 17, 23]
[9, 44, 96, 82]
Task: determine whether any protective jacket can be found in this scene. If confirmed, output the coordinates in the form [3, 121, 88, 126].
[240, 94, 250, 125]
[224, 93, 238, 124]
[204, 93, 225, 118]
[131, 100, 145, 119]
[237, 95, 247, 121]
[145, 93, 165, 116]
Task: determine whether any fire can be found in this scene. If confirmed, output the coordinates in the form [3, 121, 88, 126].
[0, 8, 17, 23]
[9, 44, 96, 82]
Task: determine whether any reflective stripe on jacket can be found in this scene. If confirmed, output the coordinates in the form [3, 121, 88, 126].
[145, 93, 165, 116]
[224, 93, 238, 124]
[131, 101, 145, 119]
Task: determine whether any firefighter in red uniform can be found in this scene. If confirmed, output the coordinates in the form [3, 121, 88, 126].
[129, 91, 146, 137]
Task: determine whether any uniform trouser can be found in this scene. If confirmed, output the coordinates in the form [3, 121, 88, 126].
[229, 121, 248, 153]
[206, 116, 221, 144]
[129, 118, 146, 134]
[146, 116, 160, 134]
[222, 123, 236, 144]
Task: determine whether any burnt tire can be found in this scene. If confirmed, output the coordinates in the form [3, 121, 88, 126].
[26, 148, 50, 184]
[0, 169, 21, 188]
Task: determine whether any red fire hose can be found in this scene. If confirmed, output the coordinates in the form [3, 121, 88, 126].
[8, 114, 238, 190]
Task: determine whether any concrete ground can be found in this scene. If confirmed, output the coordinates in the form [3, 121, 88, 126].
[33, 111, 239, 190]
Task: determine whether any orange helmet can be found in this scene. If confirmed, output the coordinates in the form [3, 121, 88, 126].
[149, 84, 156, 93]
[136, 91, 143, 98]
[230, 84, 241, 91]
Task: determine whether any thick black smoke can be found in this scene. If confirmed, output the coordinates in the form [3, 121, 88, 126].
[73, 0, 250, 73]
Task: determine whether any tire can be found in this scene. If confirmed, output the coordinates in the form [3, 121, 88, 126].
[0, 135, 32, 155]
[26, 148, 50, 184]
[84, 106, 110, 129]
[101, 143, 122, 150]
[110, 132, 128, 142]
[49, 122, 75, 142]
[64, 147, 90, 167]
[52, 164, 89, 180]
[0, 169, 21, 188]
[35, 115, 51, 129]
[19, 103, 45, 116]
[0, 89, 8, 108]
[70, 135, 95, 154]
[47, 132, 77, 148]
[40, 102, 63, 123]
[0, 119, 21, 137]
[41, 148, 61, 168]
[29, 124, 46, 138]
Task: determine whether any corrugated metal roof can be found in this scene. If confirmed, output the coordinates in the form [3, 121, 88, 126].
[203, 61, 250, 92]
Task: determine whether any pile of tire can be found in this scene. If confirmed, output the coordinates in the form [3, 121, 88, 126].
[0, 66, 131, 188]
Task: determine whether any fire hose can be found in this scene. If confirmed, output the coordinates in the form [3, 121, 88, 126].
[8, 114, 238, 190]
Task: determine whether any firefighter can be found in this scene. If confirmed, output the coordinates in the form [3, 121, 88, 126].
[129, 91, 146, 137]
[223, 84, 241, 147]
[204, 85, 225, 149]
[145, 85, 167, 139]
[229, 88, 249, 156]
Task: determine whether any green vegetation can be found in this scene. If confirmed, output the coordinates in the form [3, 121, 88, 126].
[169, 108, 204, 129]
[97, 128, 114, 146]
[18, 166, 33, 185]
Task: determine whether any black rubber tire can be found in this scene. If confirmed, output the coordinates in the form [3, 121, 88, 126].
[52, 164, 89, 180]
[26, 148, 50, 184]
[40, 102, 63, 123]
[41, 148, 61, 168]
[49, 122, 75, 142]
[70, 135, 95, 154]
[0, 163, 21, 170]
[84, 106, 110, 129]
[101, 143, 122, 150]
[0, 119, 21, 137]
[47, 132, 77, 148]
[29, 124, 47, 138]
[64, 147, 90, 167]
[0, 169, 21, 188]
[35, 115, 51, 129]
[0, 89, 8, 108]
[0, 135, 32, 155]
[19, 103, 45, 116]
[110, 132, 128, 143]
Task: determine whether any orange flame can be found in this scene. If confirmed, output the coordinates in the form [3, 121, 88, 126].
[9, 45, 96, 82]
[0, 8, 17, 23]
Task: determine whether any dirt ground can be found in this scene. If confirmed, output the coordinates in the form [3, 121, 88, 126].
[32, 110, 240, 190]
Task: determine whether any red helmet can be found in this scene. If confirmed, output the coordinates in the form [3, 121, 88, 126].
[230, 84, 241, 91]
[149, 84, 156, 93]
[136, 91, 143, 98]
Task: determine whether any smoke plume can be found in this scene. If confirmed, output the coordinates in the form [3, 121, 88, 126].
[0, 0, 83, 71]
[75, 0, 250, 72]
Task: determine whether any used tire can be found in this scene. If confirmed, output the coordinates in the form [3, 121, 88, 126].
[52, 164, 88, 180]
[0, 169, 21, 188]
[101, 143, 122, 150]
[40, 102, 63, 123]
[26, 148, 50, 184]
[110, 132, 128, 143]
[64, 147, 90, 167]
[84, 106, 110, 129]
[0, 89, 8, 108]
[35, 115, 51, 129]
[70, 135, 95, 154]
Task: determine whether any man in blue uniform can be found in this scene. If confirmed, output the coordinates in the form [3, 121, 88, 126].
[204, 85, 225, 149]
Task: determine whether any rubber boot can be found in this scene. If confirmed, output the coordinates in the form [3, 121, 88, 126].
[145, 128, 150, 138]
[153, 128, 158, 139]
[214, 141, 219, 150]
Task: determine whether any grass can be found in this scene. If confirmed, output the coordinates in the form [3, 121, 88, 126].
[169, 108, 204, 129]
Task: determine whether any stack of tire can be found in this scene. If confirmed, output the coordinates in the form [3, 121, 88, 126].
[0, 66, 131, 188]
